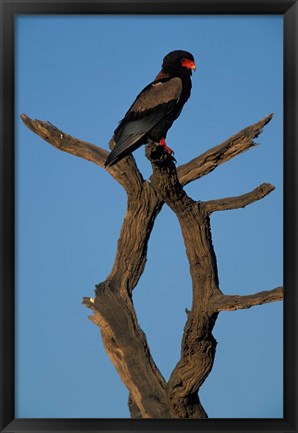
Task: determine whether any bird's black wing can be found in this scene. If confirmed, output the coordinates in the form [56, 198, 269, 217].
[105, 77, 182, 166]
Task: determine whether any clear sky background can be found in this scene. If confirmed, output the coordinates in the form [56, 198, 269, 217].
[15, 15, 283, 418]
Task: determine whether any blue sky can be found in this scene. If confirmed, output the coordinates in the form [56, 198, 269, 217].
[15, 15, 283, 418]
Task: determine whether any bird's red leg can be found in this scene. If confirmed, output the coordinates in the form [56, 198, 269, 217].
[159, 138, 175, 155]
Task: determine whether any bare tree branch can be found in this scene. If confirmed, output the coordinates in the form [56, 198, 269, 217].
[211, 287, 283, 312]
[20, 113, 144, 194]
[20, 113, 108, 165]
[202, 183, 275, 214]
[107, 182, 163, 297]
[177, 113, 273, 186]
[82, 289, 171, 419]
[80, 182, 170, 417]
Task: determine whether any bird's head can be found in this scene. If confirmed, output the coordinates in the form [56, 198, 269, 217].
[162, 50, 196, 76]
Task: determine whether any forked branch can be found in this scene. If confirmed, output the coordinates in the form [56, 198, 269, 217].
[21, 112, 283, 419]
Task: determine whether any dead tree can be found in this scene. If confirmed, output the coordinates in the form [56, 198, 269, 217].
[21, 112, 283, 419]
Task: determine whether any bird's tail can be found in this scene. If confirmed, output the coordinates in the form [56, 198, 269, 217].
[104, 134, 143, 167]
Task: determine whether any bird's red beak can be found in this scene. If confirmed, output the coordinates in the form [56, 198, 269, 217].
[181, 58, 196, 71]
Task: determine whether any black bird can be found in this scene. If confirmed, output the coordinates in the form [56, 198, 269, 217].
[104, 50, 196, 167]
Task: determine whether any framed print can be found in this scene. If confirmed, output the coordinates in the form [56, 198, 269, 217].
[0, 0, 297, 432]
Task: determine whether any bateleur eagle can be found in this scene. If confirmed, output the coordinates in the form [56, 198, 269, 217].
[104, 50, 196, 167]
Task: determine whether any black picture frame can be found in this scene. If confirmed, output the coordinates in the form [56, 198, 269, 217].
[0, 0, 297, 432]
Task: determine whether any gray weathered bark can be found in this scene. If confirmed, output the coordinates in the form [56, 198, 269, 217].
[21, 113, 283, 418]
